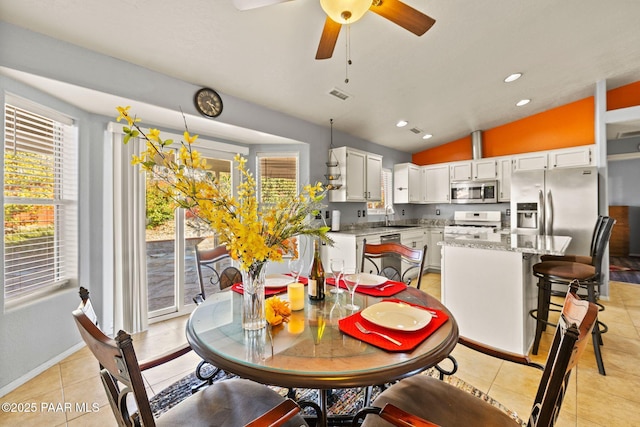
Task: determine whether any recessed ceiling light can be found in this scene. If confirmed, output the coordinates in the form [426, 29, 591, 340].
[422, 134, 433, 140]
[504, 73, 522, 83]
[516, 99, 531, 107]
[396, 120, 408, 127]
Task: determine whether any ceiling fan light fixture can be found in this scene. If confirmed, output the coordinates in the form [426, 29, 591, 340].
[320, 0, 372, 24]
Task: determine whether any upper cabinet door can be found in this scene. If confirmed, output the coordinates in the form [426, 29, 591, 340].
[366, 153, 382, 201]
[346, 149, 367, 201]
[548, 145, 594, 168]
[393, 163, 411, 204]
[407, 164, 421, 203]
[497, 157, 512, 202]
[512, 152, 548, 171]
[450, 161, 472, 181]
[425, 164, 450, 203]
[472, 159, 497, 180]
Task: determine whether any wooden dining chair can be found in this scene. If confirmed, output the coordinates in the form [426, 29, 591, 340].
[353, 281, 598, 427]
[360, 239, 428, 289]
[192, 245, 242, 391]
[72, 308, 307, 427]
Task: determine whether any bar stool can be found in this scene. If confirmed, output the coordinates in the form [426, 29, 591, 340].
[539, 215, 604, 265]
[530, 216, 615, 375]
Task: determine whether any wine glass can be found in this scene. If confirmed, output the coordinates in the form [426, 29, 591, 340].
[329, 258, 345, 294]
[343, 270, 361, 311]
[288, 257, 304, 282]
[329, 293, 346, 328]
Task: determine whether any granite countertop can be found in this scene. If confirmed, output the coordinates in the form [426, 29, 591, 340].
[329, 219, 451, 236]
[438, 232, 572, 256]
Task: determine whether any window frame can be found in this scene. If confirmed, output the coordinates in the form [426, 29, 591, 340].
[255, 152, 300, 206]
[3, 95, 78, 306]
[367, 167, 393, 215]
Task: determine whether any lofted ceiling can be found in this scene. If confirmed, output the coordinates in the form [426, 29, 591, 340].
[1, 0, 640, 153]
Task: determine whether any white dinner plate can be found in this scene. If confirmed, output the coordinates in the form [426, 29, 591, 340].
[361, 301, 432, 331]
[265, 274, 294, 288]
[343, 273, 387, 287]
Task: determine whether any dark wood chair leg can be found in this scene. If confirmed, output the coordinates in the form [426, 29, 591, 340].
[586, 281, 606, 375]
[531, 278, 548, 355]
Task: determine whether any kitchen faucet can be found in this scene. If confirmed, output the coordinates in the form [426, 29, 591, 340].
[385, 206, 394, 226]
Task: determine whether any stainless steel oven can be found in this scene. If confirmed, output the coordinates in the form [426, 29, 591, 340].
[450, 180, 497, 204]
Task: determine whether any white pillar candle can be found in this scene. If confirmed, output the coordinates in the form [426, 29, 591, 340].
[287, 282, 305, 311]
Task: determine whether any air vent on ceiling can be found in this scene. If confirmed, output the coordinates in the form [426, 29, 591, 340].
[328, 87, 351, 101]
[616, 130, 640, 139]
[409, 127, 422, 134]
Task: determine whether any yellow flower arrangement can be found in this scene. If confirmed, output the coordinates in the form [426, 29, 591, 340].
[116, 106, 332, 274]
[265, 296, 292, 326]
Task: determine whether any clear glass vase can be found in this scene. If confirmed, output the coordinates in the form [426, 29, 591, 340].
[241, 262, 267, 330]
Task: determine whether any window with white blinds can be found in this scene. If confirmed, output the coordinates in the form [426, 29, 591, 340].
[367, 168, 393, 214]
[3, 99, 78, 302]
[256, 153, 298, 205]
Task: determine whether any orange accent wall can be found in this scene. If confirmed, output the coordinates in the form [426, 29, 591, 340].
[412, 80, 640, 165]
[483, 97, 594, 158]
[412, 135, 472, 165]
[607, 80, 640, 110]
[412, 98, 594, 164]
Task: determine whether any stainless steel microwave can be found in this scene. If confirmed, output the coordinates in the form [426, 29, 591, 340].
[450, 180, 497, 204]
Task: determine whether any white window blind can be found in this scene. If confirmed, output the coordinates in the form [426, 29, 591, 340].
[257, 153, 298, 204]
[4, 101, 78, 302]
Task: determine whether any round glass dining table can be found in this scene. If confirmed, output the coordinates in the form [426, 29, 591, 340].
[186, 285, 458, 426]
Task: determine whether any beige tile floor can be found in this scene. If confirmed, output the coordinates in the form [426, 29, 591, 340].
[2, 274, 639, 426]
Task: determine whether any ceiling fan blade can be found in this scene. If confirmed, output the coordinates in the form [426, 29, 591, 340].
[232, 0, 294, 11]
[316, 17, 342, 60]
[370, 0, 436, 36]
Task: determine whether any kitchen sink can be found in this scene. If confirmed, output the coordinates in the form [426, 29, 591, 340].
[378, 224, 419, 229]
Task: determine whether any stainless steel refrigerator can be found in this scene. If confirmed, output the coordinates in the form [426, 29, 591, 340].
[510, 167, 598, 255]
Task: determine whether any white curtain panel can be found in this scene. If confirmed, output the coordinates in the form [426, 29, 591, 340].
[111, 132, 149, 333]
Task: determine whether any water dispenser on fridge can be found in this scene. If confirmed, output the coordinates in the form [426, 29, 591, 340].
[516, 202, 539, 231]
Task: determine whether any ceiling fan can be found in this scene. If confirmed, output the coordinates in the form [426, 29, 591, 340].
[232, 0, 436, 60]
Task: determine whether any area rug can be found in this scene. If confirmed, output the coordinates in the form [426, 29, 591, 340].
[150, 367, 525, 426]
[610, 256, 640, 284]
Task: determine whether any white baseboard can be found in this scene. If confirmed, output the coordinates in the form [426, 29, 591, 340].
[0, 342, 86, 398]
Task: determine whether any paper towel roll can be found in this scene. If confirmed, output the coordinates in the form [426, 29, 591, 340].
[331, 210, 340, 231]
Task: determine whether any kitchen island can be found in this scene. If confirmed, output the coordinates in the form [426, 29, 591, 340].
[438, 233, 571, 355]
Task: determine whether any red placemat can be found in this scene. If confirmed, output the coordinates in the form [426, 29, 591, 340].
[326, 277, 406, 297]
[231, 276, 308, 296]
[338, 299, 449, 352]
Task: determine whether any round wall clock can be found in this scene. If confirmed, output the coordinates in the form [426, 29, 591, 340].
[194, 87, 223, 118]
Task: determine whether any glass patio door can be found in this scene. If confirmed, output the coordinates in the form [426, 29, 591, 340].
[145, 149, 234, 320]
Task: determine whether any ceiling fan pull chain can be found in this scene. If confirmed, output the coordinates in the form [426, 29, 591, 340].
[345, 23, 352, 84]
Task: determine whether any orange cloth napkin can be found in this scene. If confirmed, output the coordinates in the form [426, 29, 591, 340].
[338, 299, 449, 352]
[326, 277, 406, 297]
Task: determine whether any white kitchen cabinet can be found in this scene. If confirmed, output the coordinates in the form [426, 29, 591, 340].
[427, 229, 443, 270]
[512, 152, 548, 171]
[401, 229, 427, 279]
[548, 145, 594, 168]
[472, 159, 497, 180]
[357, 234, 381, 274]
[328, 147, 382, 202]
[424, 164, 450, 203]
[401, 229, 425, 250]
[449, 161, 472, 181]
[393, 163, 420, 204]
[497, 157, 512, 202]
[366, 153, 383, 201]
